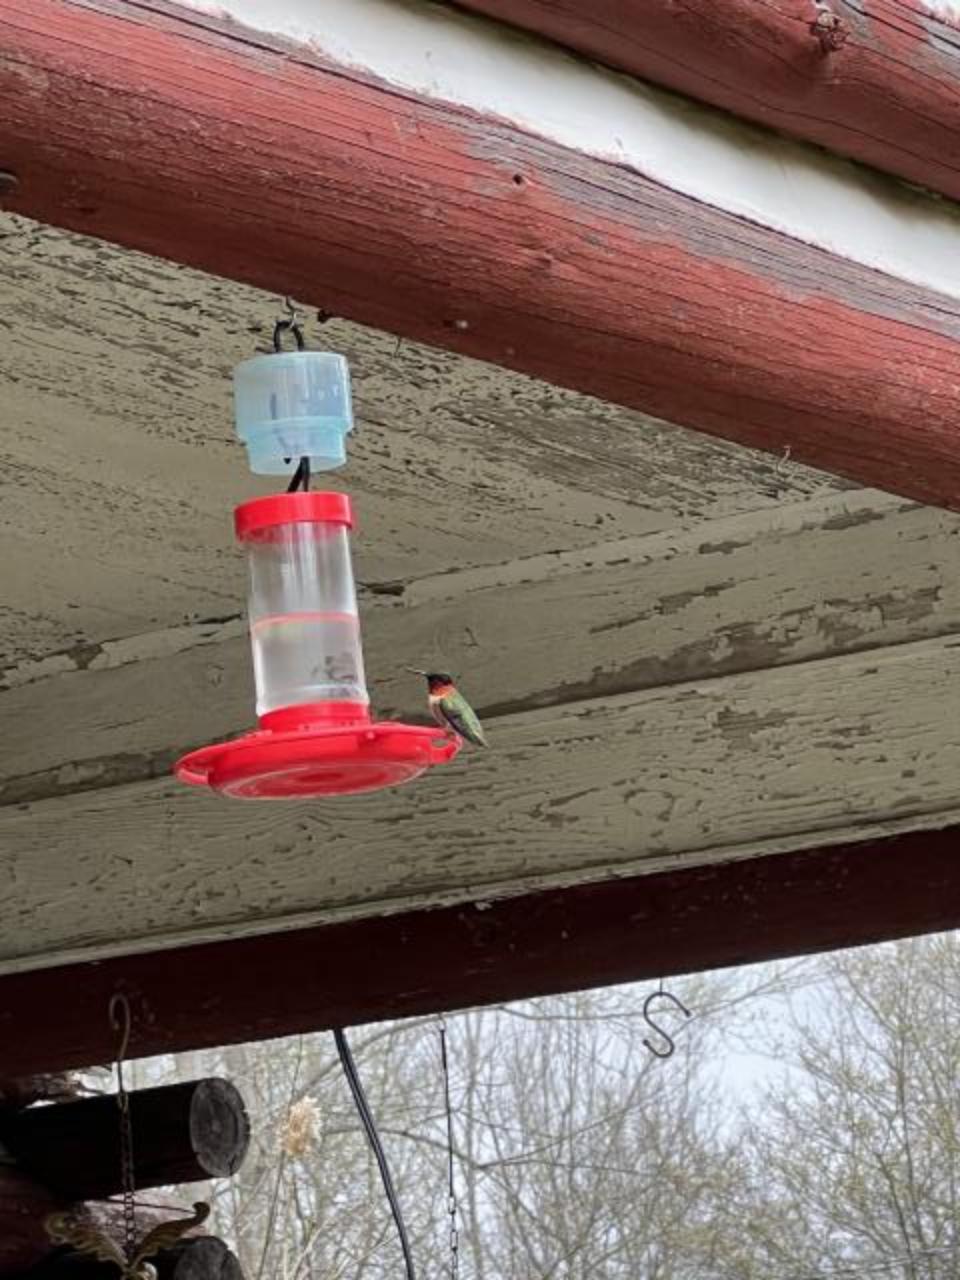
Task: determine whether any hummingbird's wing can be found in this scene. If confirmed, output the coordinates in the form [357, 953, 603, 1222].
[44, 1215, 129, 1270]
[439, 694, 488, 748]
[130, 1203, 210, 1269]
[430, 700, 448, 729]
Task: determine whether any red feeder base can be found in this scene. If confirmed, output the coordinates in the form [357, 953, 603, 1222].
[175, 705, 460, 799]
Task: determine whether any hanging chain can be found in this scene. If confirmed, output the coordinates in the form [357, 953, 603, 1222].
[437, 1016, 460, 1280]
[109, 994, 138, 1264]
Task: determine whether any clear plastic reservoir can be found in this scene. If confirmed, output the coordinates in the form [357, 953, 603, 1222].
[235, 493, 368, 718]
[234, 351, 354, 475]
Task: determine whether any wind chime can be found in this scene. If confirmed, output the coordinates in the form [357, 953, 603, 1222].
[175, 306, 465, 799]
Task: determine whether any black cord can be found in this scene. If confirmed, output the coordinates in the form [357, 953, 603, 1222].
[438, 1019, 460, 1277]
[286, 456, 311, 493]
[334, 1028, 417, 1280]
[272, 310, 311, 493]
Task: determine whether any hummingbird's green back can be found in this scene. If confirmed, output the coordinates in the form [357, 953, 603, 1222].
[438, 688, 488, 748]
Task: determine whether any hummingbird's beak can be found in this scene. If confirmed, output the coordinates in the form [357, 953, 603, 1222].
[406, 667, 427, 676]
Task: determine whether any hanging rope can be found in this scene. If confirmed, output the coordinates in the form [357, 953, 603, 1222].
[333, 1029, 417, 1280]
[108, 993, 138, 1264]
[437, 1017, 460, 1280]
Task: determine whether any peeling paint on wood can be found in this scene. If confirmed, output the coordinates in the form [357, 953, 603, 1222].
[3, 633, 960, 973]
[3, 488, 958, 805]
[1, 826, 958, 1076]
[0, 215, 840, 666]
[4, 0, 960, 993]
[452, 0, 960, 205]
[4, 5, 960, 506]
[179, 0, 960, 295]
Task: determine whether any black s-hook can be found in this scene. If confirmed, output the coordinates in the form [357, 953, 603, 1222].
[642, 989, 693, 1059]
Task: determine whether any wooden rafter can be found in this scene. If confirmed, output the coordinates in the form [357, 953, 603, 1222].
[4, 628, 960, 976]
[0, 826, 957, 1076]
[452, 0, 960, 204]
[3, 484, 960, 977]
[4, 489, 951, 808]
[4, 1, 960, 506]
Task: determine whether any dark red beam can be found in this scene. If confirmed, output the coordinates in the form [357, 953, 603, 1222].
[1, 827, 958, 1076]
[4, 3, 960, 507]
[453, 0, 960, 205]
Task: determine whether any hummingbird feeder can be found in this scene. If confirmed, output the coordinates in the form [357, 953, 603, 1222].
[174, 316, 460, 799]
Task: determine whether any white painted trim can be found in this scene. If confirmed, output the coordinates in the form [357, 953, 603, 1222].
[180, 0, 960, 300]
[924, 0, 960, 24]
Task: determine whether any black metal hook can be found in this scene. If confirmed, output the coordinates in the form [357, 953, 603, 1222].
[108, 992, 132, 1064]
[642, 988, 692, 1059]
[273, 317, 306, 352]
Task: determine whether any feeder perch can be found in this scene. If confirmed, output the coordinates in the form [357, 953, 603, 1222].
[175, 492, 460, 798]
[234, 349, 353, 474]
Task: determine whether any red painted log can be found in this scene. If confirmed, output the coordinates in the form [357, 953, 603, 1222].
[5, 3, 960, 508]
[453, 0, 960, 204]
[0, 825, 958, 1076]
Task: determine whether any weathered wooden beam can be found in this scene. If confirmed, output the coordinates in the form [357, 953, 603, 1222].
[0, 219, 850, 675]
[2, 489, 954, 807]
[452, 0, 960, 204]
[3, 630, 960, 976]
[24, 1237, 242, 1280]
[5, 3, 960, 506]
[0, 1082, 250, 1200]
[0, 825, 958, 1077]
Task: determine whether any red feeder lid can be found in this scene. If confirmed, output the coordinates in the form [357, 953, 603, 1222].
[175, 706, 460, 799]
[235, 491, 354, 541]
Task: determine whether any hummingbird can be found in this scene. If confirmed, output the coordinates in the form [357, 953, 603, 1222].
[408, 670, 488, 748]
